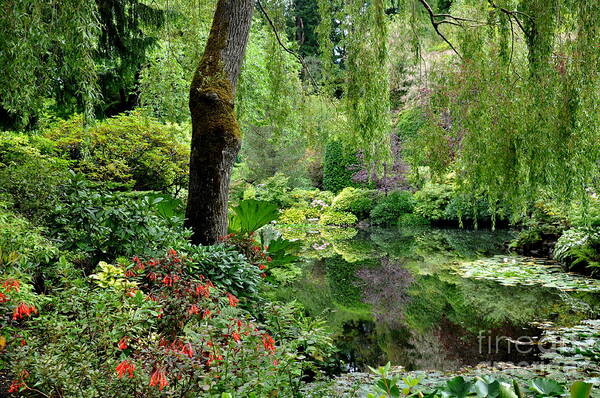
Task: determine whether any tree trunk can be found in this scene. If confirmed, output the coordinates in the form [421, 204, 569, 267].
[185, 0, 255, 245]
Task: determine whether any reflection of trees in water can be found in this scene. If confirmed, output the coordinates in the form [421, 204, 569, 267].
[356, 256, 413, 327]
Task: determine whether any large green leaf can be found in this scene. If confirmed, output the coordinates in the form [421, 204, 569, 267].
[442, 376, 473, 398]
[530, 379, 565, 397]
[570, 382, 592, 398]
[474, 378, 500, 398]
[228, 200, 279, 235]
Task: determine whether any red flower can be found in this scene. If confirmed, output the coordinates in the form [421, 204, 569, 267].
[231, 332, 241, 343]
[195, 283, 210, 298]
[7, 380, 24, 393]
[167, 248, 177, 257]
[202, 309, 212, 319]
[12, 303, 37, 320]
[259, 264, 267, 270]
[20, 339, 26, 346]
[267, 256, 272, 262]
[260, 273, 267, 278]
[124, 269, 135, 277]
[162, 275, 173, 286]
[2, 279, 20, 293]
[188, 304, 200, 315]
[226, 293, 239, 307]
[115, 360, 135, 378]
[118, 336, 128, 350]
[147, 272, 158, 281]
[262, 334, 276, 352]
[181, 343, 194, 358]
[273, 359, 278, 366]
[149, 368, 168, 390]
[0, 292, 9, 303]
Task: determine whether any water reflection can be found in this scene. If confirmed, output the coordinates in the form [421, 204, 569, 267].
[281, 227, 599, 372]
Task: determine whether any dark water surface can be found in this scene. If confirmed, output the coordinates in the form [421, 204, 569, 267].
[279, 227, 600, 373]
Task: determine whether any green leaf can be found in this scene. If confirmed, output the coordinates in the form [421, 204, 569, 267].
[530, 379, 565, 396]
[570, 382, 592, 398]
[499, 383, 518, 398]
[228, 200, 279, 234]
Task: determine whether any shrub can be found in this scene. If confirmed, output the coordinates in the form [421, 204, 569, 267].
[398, 213, 430, 227]
[319, 210, 357, 226]
[252, 173, 292, 207]
[50, 175, 190, 268]
[179, 244, 261, 298]
[281, 188, 334, 209]
[45, 112, 189, 192]
[553, 227, 600, 272]
[280, 207, 309, 224]
[3, 251, 334, 397]
[370, 190, 415, 225]
[332, 187, 379, 219]
[413, 182, 454, 222]
[323, 141, 359, 193]
[0, 132, 70, 220]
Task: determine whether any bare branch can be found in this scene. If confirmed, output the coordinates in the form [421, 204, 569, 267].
[256, 0, 320, 91]
[417, 0, 463, 59]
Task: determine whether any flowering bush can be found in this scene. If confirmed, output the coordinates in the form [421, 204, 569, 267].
[2, 249, 331, 397]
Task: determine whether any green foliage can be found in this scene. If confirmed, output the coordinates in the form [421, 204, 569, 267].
[228, 200, 280, 235]
[0, 131, 70, 220]
[252, 174, 293, 207]
[280, 207, 310, 224]
[0, 203, 58, 277]
[46, 112, 189, 192]
[395, 107, 427, 140]
[180, 244, 261, 298]
[319, 210, 358, 226]
[370, 191, 415, 226]
[281, 188, 335, 209]
[333, 187, 379, 219]
[323, 141, 360, 193]
[553, 228, 600, 272]
[0, 0, 99, 126]
[50, 175, 189, 266]
[398, 213, 430, 227]
[414, 183, 454, 223]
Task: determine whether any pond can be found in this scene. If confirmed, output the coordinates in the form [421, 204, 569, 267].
[275, 226, 600, 375]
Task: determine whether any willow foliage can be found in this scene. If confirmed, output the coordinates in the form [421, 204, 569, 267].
[317, 0, 392, 169]
[406, 0, 599, 216]
[0, 0, 100, 127]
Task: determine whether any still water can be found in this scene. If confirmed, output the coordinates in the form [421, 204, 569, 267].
[279, 227, 600, 373]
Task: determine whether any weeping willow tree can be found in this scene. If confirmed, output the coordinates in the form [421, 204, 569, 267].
[0, 0, 99, 128]
[317, 0, 392, 168]
[403, 0, 600, 216]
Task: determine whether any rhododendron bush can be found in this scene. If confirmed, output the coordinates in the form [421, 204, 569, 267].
[1, 250, 333, 397]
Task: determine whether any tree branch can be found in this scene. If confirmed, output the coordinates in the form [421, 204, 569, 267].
[256, 0, 320, 91]
[417, 0, 463, 59]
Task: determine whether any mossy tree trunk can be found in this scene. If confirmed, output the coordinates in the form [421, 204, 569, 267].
[185, 0, 255, 245]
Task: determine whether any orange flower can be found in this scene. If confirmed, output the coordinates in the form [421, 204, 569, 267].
[0, 292, 9, 303]
[259, 264, 267, 270]
[115, 360, 135, 378]
[7, 380, 25, 393]
[12, 303, 37, 320]
[188, 304, 200, 315]
[2, 279, 20, 292]
[118, 336, 128, 350]
[262, 334, 276, 352]
[231, 332, 241, 343]
[149, 368, 168, 390]
[181, 343, 194, 358]
[226, 293, 239, 307]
